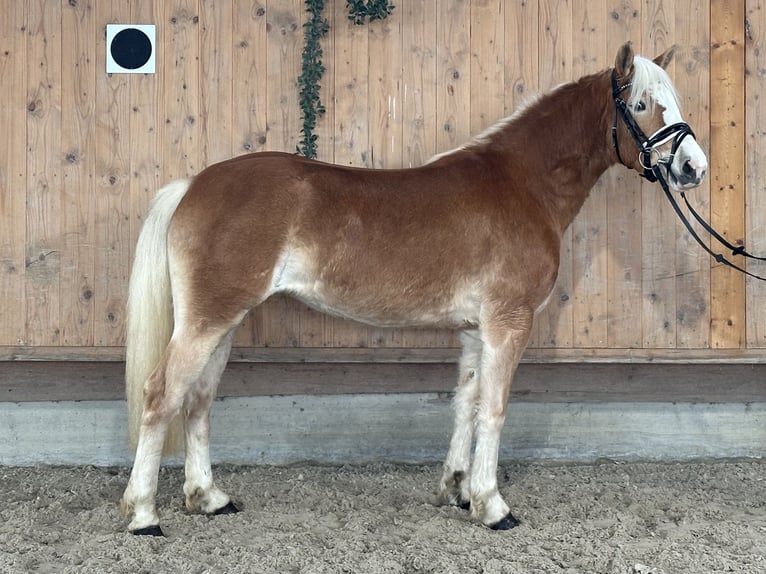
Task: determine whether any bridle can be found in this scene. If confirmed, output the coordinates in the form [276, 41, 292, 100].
[611, 70, 766, 281]
[611, 70, 695, 183]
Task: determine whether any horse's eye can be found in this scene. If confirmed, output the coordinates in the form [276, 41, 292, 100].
[634, 101, 647, 112]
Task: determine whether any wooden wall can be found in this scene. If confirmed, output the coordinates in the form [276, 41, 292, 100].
[0, 0, 764, 363]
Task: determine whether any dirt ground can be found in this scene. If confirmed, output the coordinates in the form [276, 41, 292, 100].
[0, 460, 764, 574]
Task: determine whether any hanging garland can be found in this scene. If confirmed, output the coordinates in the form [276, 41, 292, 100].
[297, 0, 329, 159]
[297, 0, 394, 159]
[346, 0, 395, 25]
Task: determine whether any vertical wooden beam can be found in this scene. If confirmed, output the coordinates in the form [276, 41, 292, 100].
[674, 0, 711, 348]
[60, 0, 96, 346]
[94, 0, 131, 346]
[231, 0, 268, 347]
[505, 0, 540, 348]
[200, 0, 234, 167]
[262, 0, 303, 347]
[605, 0, 642, 349]
[435, 0, 470, 155]
[25, 0, 62, 346]
[710, 0, 746, 348]
[745, 0, 766, 347]
[0, 1, 27, 346]
[537, 0, 574, 348]
[571, 0, 608, 349]
[469, 0, 504, 134]
[642, 0, 677, 349]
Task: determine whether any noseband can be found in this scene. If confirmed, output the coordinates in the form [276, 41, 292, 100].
[611, 69, 766, 281]
[611, 70, 695, 183]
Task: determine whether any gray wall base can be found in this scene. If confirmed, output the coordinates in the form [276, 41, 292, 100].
[1, 394, 764, 466]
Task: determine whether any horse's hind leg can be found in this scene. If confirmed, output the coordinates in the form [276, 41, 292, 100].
[438, 330, 482, 509]
[121, 326, 231, 535]
[183, 330, 238, 516]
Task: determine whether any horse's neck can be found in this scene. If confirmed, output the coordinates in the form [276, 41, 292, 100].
[507, 72, 615, 235]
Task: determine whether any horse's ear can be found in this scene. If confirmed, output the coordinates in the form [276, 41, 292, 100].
[615, 42, 634, 76]
[653, 45, 676, 69]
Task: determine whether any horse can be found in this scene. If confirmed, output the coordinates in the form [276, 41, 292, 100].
[120, 42, 707, 536]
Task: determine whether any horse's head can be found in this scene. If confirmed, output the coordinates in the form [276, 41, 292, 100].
[611, 42, 707, 191]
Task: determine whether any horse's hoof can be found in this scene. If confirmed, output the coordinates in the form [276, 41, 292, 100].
[489, 513, 520, 531]
[212, 500, 241, 516]
[131, 524, 165, 537]
[459, 501, 471, 511]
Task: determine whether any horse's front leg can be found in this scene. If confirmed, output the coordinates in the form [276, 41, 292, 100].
[438, 330, 483, 509]
[469, 311, 532, 530]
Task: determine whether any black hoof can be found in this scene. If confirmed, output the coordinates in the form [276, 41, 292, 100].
[459, 500, 471, 511]
[490, 513, 521, 531]
[131, 524, 165, 537]
[212, 500, 241, 516]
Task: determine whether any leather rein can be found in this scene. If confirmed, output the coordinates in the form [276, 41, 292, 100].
[611, 70, 766, 281]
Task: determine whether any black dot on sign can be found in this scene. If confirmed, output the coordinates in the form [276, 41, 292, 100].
[111, 28, 152, 70]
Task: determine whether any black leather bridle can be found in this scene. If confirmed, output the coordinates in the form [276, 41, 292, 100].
[611, 70, 766, 281]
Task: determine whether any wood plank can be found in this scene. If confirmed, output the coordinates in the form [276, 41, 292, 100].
[59, 0, 96, 346]
[537, 0, 574, 348]
[745, 0, 766, 347]
[94, 0, 131, 346]
[161, 0, 201, 181]
[366, 5, 404, 348]
[710, 0, 747, 348]
[571, 0, 608, 348]
[297, 0, 336, 348]
[605, 0, 643, 349]
[2, 360, 764, 403]
[504, 0, 539, 115]
[0, 1, 27, 346]
[324, 0, 370, 347]
[230, 0, 269, 347]
[261, 1, 303, 347]
[200, 0, 233, 166]
[469, 0, 504, 133]
[402, 0, 437, 168]
[129, 0, 162, 277]
[435, 0, 470, 154]
[641, 0, 677, 348]
[505, 0, 540, 347]
[25, 0, 62, 346]
[674, 0, 711, 348]
[399, 0, 452, 348]
[6, 344, 766, 364]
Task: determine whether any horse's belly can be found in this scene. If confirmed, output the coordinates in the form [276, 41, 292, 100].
[268, 247, 479, 329]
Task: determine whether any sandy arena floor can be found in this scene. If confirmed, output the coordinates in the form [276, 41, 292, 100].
[0, 460, 764, 573]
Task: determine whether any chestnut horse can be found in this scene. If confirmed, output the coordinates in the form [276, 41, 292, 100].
[121, 43, 707, 535]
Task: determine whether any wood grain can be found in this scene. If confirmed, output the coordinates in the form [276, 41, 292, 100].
[710, 0, 746, 348]
[95, 0, 131, 346]
[0, 1, 755, 365]
[25, 0, 63, 346]
[537, 0, 574, 348]
[3, 360, 764, 403]
[0, 2, 27, 346]
[571, 0, 608, 348]
[745, 0, 766, 347]
[605, 0, 643, 349]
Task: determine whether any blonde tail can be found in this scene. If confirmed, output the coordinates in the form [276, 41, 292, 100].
[125, 180, 190, 455]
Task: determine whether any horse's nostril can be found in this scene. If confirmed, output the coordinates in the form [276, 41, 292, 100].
[682, 160, 693, 175]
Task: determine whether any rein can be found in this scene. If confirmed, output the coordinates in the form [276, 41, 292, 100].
[611, 70, 766, 282]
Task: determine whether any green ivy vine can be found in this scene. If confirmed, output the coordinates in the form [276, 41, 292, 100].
[346, 0, 395, 25]
[297, 0, 394, 159]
